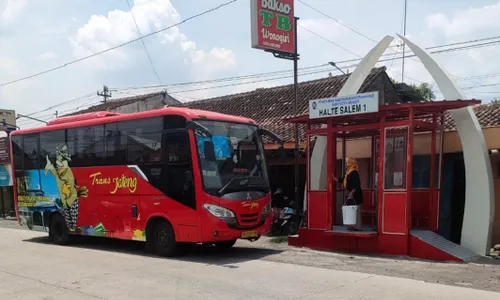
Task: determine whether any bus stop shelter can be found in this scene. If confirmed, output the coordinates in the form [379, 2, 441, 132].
[286, 98, 481, 262]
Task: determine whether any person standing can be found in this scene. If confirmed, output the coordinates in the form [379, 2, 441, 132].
[333, 157, 363, 231]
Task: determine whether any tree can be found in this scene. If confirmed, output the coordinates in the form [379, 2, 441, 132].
[411, 82, 435, 101]
[391, 77, 436, 101]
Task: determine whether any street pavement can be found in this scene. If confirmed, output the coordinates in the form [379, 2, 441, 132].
[1, 227, 499, 299]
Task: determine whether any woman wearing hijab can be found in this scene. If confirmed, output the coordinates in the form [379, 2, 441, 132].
[334, 157, 363, 231]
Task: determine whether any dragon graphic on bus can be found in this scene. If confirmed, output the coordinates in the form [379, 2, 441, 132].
[44, 145, 88, 232]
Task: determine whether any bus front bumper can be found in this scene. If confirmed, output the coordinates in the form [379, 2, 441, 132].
[202, 214, 272, 242]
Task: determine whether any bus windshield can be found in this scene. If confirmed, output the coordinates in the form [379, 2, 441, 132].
[194, 120, 269, 197]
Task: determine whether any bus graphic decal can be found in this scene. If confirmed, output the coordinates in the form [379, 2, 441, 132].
[44, 145, 88, 232]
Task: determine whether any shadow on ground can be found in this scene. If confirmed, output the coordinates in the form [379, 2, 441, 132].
[22, 235, 282, 267]
[468, 255, 500, 266]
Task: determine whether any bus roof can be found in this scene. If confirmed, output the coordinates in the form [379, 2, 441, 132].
[11, 107, 256, 136]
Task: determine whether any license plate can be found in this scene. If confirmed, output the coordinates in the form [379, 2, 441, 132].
[241, 230, 258, 239]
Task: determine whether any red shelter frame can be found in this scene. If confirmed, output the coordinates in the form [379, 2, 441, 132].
[287, 100, 480, 261]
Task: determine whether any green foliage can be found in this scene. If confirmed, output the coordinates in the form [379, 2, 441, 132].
[411, 82, 435, 101]
[391, 78, 435, 101]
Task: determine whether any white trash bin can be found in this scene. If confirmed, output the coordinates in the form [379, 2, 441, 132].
[342, 205, 358, 226]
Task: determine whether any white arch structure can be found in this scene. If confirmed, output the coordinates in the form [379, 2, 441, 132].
[308, 34, 494, 255]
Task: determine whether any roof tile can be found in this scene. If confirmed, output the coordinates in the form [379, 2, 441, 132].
[177, 67, 388, 143]
[66, 91, 169, 116]
[69, 69, 500, 142]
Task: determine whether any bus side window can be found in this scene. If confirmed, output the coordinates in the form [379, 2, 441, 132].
[118, 117, 163, 164]
[104, 122, 126, 165]
[11, 135, 23, 171]
[39, 130, 66, 169]
[163, 130, 195, 209]
[23, 134, 39, 170]
[67, 126, 104, 167]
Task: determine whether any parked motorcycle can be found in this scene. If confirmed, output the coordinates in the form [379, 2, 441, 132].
[271, 196, 297, 236]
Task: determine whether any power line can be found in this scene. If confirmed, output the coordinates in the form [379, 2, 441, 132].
[18, 96, 101, 123]
[401, 0, 408, 82]
[168, 68, 335, 95]
[388, 3, 406, 72]
[336, 39, 500, 70]
[19, 37, 500, 121]
[470, 91, 500, 94]
[20, 64, 500, 126]
[20, 93, 95, 117]
[299, 25, 362, 58]
[126, 0, 162, 84]
[111, 64, 330, 91]
[0, 0, 239, 87]
[23, 67, 337, 125]
[456, 72, 500, 81]
[296, 0, 377, 43]
[128, 40, 500, 97]
[295, 0, 444, 77]
[463, 82, 500, 90]
[297, 0, 423, 76]
[299, 23, 472, 86]
[19, 98, 103, 127]
[426, 35, 500, 50]
[113, 38, 500, 93]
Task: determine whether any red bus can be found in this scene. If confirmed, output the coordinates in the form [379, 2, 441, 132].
[10, 107, 283, 256]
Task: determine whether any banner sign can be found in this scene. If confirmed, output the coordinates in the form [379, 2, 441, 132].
[250, 0, 295, 54]
[0, 164, 12, 187]
[0, 109, 16, 131]
[0, 137, 10, 164]
[309, 91, 379, 119]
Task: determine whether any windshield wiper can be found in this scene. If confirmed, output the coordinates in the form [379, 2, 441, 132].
[218, 176, 247, 196]
[218, 176, 269, 196]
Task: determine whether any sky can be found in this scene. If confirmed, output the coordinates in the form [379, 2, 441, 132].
[1, 0, 500, 129]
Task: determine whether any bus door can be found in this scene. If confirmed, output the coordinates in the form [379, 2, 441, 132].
[162, 130, 198, 241]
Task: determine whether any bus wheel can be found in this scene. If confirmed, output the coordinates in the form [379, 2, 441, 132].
[49, 213, 70, 245]
[214, 240, 237, 249]
[153, 220, 178, 257]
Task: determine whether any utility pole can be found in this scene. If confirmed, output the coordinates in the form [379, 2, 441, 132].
[97, 85, 112, 103]
[293, 16, 300, 233]
[401, 0, 408, 82]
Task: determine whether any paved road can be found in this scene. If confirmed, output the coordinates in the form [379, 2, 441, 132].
[1, 228, 499, 299]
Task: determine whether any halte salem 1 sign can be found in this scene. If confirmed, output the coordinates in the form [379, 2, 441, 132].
[309, 92, 379, 119]
[250, 0, 295, 54]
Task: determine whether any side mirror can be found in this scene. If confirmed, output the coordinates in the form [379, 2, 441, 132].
[258, 128, 284, 146]
[203, 140, 216, 162]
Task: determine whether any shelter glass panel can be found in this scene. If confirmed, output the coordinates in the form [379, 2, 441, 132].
[384, 127, 408, 190]
[308, 134, 327, 191]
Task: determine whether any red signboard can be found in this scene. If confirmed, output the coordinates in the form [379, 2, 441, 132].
[251, 0, 296, 54]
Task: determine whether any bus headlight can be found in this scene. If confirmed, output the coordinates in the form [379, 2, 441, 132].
[203, 204, 235, 220]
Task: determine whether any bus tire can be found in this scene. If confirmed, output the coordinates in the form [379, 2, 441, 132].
[214, 240, 237, 249]
[153, 220, 179, 257]
[49, 213, 70, 245]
